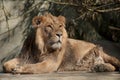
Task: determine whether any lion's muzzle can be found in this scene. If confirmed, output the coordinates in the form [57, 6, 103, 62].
[48, 35, 63, 50]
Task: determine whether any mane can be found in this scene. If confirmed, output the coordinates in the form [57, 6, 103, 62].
[18, 13, 67, 64]
[18, 29, 41, 64]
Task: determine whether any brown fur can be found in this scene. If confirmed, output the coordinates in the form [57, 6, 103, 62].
[3, 13, 120, 74]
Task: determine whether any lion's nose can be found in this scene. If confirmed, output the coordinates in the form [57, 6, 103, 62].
[56, 32, 62, 37]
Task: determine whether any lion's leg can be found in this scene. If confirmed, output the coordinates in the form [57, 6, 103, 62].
[95, 47, 120, 71]
[3, 58, 21, 73]
[92, 63, 115, 72]
[13, 59, 58, 74]
[102, 53, 120, 71]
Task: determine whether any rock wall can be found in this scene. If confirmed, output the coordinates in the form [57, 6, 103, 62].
[0, 0, 50, 72]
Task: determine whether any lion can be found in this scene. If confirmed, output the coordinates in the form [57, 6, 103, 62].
[3, 13, 120, 74]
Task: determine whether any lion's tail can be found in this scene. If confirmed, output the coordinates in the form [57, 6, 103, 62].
[102, 52, 120, 71]
[95, 46, 120, 71]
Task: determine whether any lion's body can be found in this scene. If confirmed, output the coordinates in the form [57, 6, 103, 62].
[3, 13, 120, 74]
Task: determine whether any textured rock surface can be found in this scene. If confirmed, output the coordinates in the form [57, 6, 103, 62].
[0, 0, 50, 72]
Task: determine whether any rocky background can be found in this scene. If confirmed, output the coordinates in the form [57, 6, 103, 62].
[0, 0, 120, 72]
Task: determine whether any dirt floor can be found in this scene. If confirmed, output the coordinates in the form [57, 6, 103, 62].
[0, 71, 120, 80]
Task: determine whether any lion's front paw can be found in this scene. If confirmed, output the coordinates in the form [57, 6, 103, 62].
[12, 65, 23, 74]
[11, 64, 35, 74]
[3, 62, 19, 73]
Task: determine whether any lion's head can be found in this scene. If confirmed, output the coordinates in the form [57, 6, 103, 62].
[32, 13, 68, 52]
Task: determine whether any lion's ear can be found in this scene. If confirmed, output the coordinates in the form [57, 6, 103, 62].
[32, 16, 42, 28]
[58, 16, 66, 24]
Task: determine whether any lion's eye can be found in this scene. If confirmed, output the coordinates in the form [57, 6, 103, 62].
[45, 25, 53, 32]
[59, 24, 63, 28]
[36, 20, 41, 25]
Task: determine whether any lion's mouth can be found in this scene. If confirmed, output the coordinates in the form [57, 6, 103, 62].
[52, 42, 61, 49]
[47, 37, 62, 50]
[49, 40, 62, 50]
[56, 40, 61, 43]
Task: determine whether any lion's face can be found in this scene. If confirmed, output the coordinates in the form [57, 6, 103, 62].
[32, 14, 67, 51]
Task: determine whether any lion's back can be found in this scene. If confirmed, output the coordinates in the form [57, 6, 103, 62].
[68, 38, 96, 58]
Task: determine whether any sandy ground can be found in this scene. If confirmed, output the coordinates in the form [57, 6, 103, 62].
[0, 71, 120, 80]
